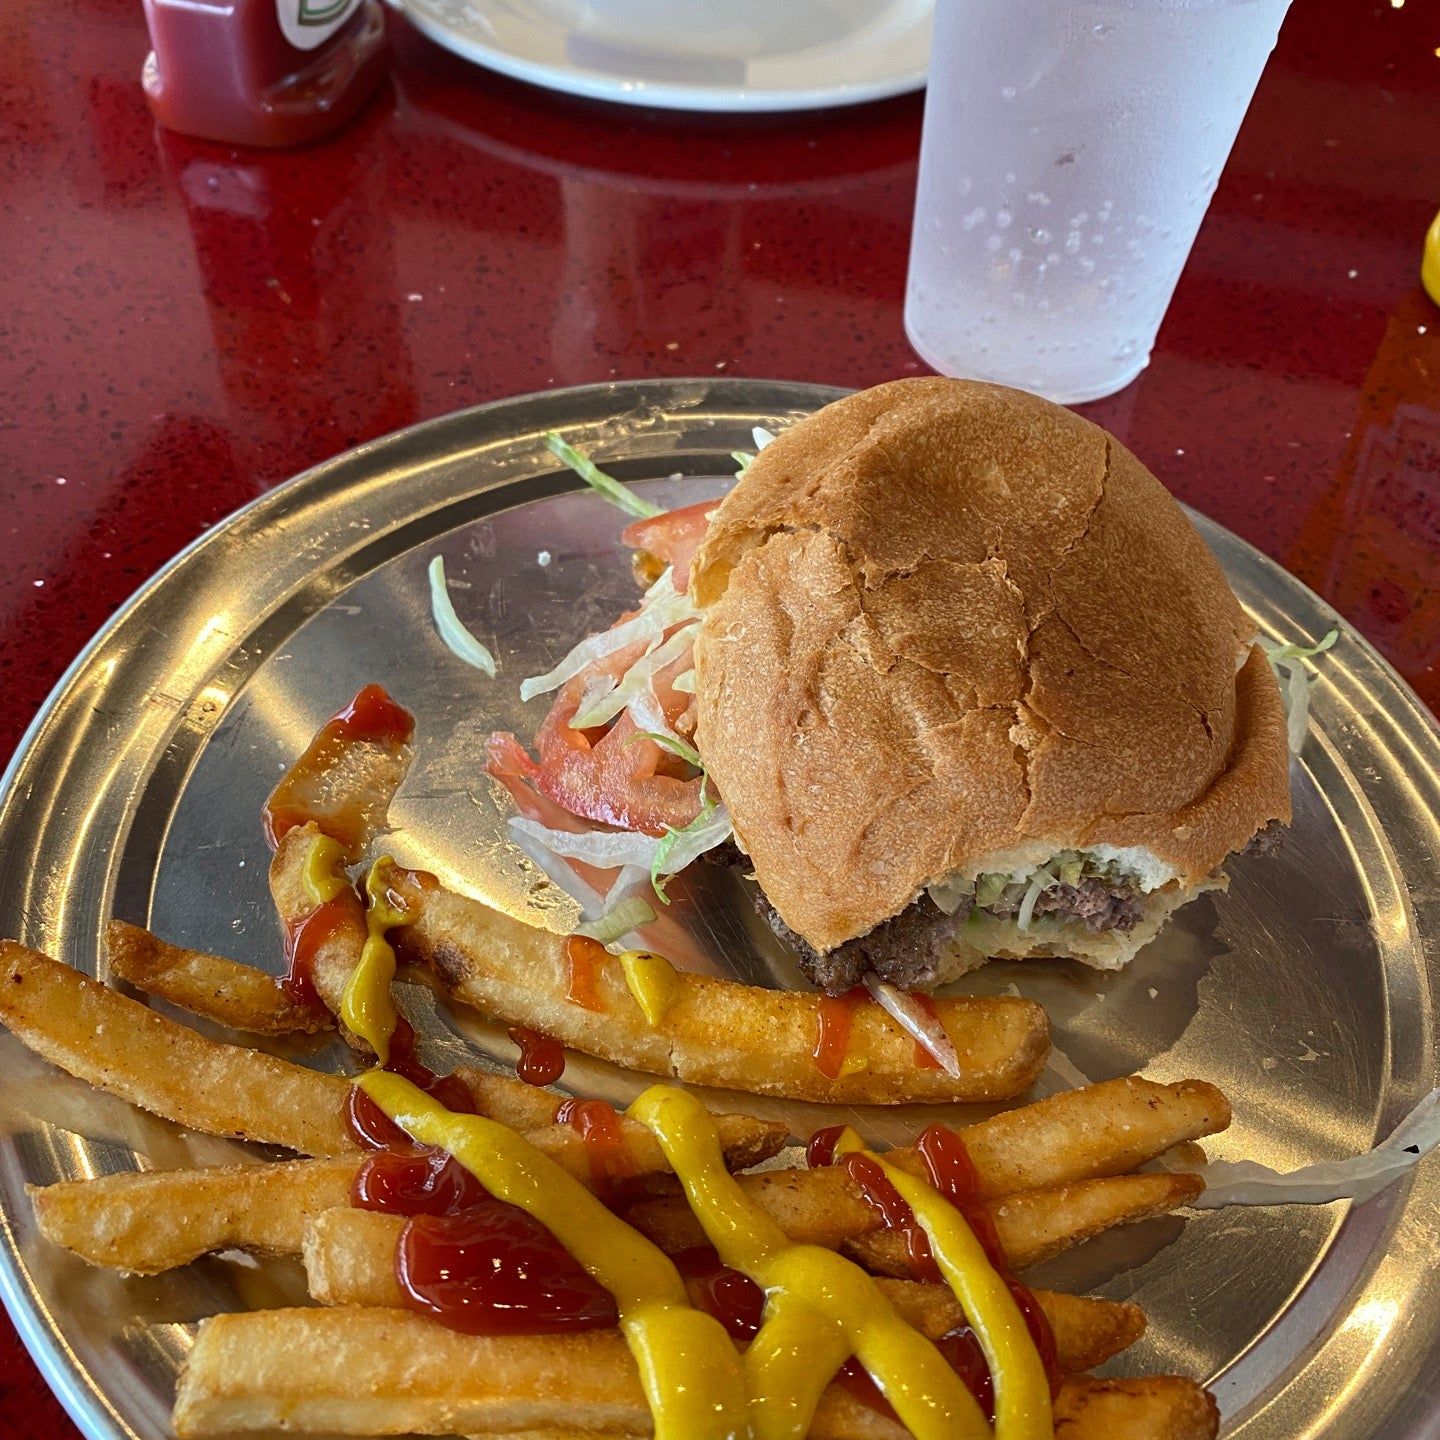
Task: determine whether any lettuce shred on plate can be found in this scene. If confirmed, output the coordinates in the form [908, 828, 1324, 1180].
[427, 555, 497, 677]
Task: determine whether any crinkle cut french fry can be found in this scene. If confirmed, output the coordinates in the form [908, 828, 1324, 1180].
[395, 881, 1049, 1105]
[848, 1172, 1206, 1278]
[623, 1168, 1204, 1274]
[173, 1308, 1217, 1440]
[0, 943, 355, 1156]
[105, 921, 331, 1037]
[30, 1159, 359, 1273]
[301, 1207, 1144, 1376]
[27, 1108, 784, 1274]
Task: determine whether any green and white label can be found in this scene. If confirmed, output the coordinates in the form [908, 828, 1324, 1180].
[277, 0, 362, 50]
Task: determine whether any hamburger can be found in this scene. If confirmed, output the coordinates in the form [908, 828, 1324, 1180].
[491, 378, 1291, 995]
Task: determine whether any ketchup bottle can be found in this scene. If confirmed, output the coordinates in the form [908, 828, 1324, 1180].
[141, 0, 388, 148]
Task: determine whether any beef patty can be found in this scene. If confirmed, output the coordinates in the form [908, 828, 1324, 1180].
[755, 873, 1144, 995]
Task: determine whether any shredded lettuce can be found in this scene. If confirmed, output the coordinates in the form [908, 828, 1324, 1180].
[730, 426, 777, 479]
[427, 556, 497, 677]
[509, 805, 732, 900]
[574, 895, 657, 944]
[569, 622, 698, 730]
[1265, 627, 1339, 754]
[973, 873, 1007, 908]
[519, 568, 696, 703]
[632, 730, 703, 769]
[544, 432, 663, 520]
[650, 793, 732, 904]
[1265, 629, 1339, 666]
[1184, 1088, 1440, 1208]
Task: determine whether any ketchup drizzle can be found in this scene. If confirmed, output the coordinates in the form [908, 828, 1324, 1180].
[555, 1097, 634, 1200]
[509, 1026, 566, 1086]
[563, 936, 607, 1011]
[343, 1017, 477, 1151]
[279, 893, 355, 1015]
[806, 1121, 1063, 1406]
[262, 684, 416, 853]
[673, 1248, 765, 1341]
[344, 1022, 614, 1335]
[812, 986, 867, 1079]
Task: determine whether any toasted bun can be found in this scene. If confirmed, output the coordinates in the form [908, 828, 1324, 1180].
[691, 378, 1291, 955]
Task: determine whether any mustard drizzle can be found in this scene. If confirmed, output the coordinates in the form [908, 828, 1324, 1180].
[301, 833, 349, 905]
[339, 856, 411, 1065]
[628, 1085, 992, 1440]
[357, 1071, 749, 1440]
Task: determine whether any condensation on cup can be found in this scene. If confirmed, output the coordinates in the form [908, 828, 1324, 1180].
[905, 0, 1292, 404]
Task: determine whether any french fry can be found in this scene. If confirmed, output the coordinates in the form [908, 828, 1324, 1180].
[27, 1106, 785, 1275]
[525, 1107, 788, 1181]
[1053, 1378, 1220, 1440]
[301, 1207, 1144, 1375]
[173, 1308, 1217, 1439]
[270, 824, 370, 1023]
[450, 1068, 576, 1131]
[623, 1168, 1204, 1274]
[30, 1158, 358, 1273]
[266, 706, 1048, 1102]
[399, 880, 1049, 1104]
[106, 920, 330, 1036]
[847, 1172, 1206, 1277]
[0, 943, 354, 1156]
[935, 1076, 1230, 1198]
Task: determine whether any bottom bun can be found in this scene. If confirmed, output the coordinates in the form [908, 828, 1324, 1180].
[927, 879, 1226, 985]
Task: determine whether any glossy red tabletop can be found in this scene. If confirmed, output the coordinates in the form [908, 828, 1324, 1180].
[1, 0, 1438, 1431]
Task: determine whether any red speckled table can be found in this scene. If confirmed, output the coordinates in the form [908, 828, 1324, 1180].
[1, 0, 1438, 1431]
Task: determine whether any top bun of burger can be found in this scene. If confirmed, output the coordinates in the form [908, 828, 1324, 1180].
[689, 378, 1290, 992]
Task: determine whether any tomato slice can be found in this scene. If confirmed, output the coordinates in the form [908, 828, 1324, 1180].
[620, 499, 717, 592]
[488, 502, 714, 838]
[486, 632, 702, 837]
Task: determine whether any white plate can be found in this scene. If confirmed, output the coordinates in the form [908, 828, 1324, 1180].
[394, 0, 932, 112]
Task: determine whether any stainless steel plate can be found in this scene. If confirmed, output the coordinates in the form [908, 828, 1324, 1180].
[0, 379, 1436, 1440]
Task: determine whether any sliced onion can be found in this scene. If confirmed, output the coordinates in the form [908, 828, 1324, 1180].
[1186, 1089, 1440, 1208]
[428, 556, 497, 677]
[925, 876, 971, 917]
[651, 801, 733, 874]
[519, 569, 696, 702]
[861, 973, 961, 1079]
[1016, 865, 1057, 932]
[671, 668, 697, 695]
[570, 622, 698, 730]
[753, 426, 777, 450]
